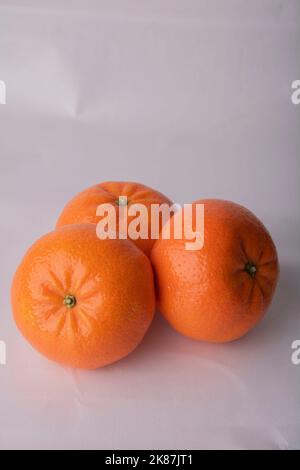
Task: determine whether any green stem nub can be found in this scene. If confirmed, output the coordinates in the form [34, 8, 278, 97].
[245, 262, 257, 278]
[115, 196, 129, 207]
[63, 294, 76, 309]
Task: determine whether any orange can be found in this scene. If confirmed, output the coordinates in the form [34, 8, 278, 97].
[56, 181, 173, 256]
[151, 199, 279, 342]
[11, 224, 155, 369]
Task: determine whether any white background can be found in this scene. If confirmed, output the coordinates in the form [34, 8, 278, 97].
[0, 0, 299, 449]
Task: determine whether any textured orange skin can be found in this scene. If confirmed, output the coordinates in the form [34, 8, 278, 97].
[11, 224, 155, 369]
[56, 181, 173, 256]
[151, 199, 279, 343]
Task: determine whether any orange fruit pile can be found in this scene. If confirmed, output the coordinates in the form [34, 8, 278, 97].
[11, 181, 279, 369]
